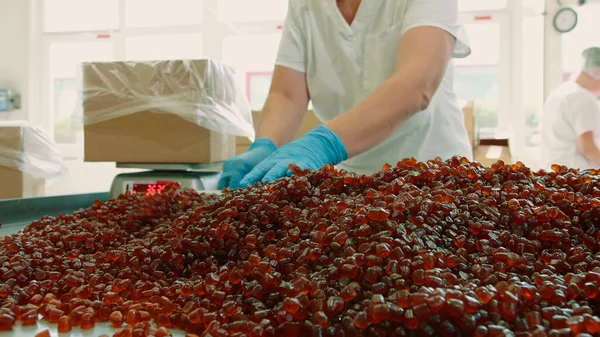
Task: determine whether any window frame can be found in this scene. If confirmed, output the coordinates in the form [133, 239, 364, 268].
[457, 12, 511, 140]
[41, 32, 120, 159]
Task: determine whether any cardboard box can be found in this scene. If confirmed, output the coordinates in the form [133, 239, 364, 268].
[475, 145, 512, 167]
[235, 102, 480, 159]
[235, 110, 322, 155]
[0, 124, 46, 199]
[83, 59, 244, 164]
[0, 167, 44, 200]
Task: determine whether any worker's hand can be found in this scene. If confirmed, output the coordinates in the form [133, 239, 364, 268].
[239, 125, 348, 187]
[217, 138, 277, 190]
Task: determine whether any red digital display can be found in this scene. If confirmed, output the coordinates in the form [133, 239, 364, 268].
[132, 181, 170, 196]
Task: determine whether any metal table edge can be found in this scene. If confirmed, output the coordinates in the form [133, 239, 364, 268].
[0, 192, 110, 228]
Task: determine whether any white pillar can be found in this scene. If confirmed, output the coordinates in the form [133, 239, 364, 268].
[543, 0, 563, 99]
[508, 0, 526, 160]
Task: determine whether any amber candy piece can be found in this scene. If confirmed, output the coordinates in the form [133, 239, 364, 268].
[155, 313, 171, 327]
[566, 315, 585, 334]
[35, 330, 51, 337]
[155, 327, 172, 337]
[340, 283, 359, 302]
[0, 286, 10, 299]
[114, 328, 133, 337]
[548, 328, 574, 337]
[20, 309, 38, 325]
[0, 313, 15, 331]
[283, 298, 302, 314]
[426, 295, 445, 313]
[526, 311, 543, 326]
[326, 297, 344, 315]
[58, 315, 72, 332]
[475, 287, 494, 304]
[446, 299, 464, 318]
[404, 309, 419, 330]
[353, 312, 369, 329]
[47, 308, 64, 323]
[80, 312, 95, 329]
[126, 309, 141, 325]
[463, 295, 482, 313]
[313, 311, 329, 328]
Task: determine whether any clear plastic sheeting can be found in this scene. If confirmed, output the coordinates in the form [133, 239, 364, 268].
[79, 59, 256, 141]
[0, 121, 67, 179]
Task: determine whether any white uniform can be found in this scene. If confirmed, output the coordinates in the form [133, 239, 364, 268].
[540, 81, 600, 170]
[275, 0, 472, 175]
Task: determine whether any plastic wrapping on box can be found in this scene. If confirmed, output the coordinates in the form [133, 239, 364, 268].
[0, 121, 67, 179]
[80, 59, 256, 141]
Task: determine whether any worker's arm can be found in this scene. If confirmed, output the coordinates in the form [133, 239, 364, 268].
[578, 131, 600, 166]
[326, 25, 455, 158]
[254, 0, 310, 148]
[255, 66, 310, 147]
[238, 26, 461, 187]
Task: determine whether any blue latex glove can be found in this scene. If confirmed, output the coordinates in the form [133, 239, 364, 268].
[217, 138, 277, 190]
[239, 125, 348, 187]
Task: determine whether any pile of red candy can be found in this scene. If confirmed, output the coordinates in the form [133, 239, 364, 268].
[2, 157, 600, 337]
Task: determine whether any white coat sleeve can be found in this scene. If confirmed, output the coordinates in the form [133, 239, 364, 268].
[572, 95, 600, 137]
[274, 0, 307, 73]
[401, 0, 471, 58]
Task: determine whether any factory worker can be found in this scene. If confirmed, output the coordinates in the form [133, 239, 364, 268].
[218, 0, 473, 190]
[540, 47, 600, 170]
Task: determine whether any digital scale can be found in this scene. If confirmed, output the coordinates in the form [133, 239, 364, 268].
[109, 163, 224, 199]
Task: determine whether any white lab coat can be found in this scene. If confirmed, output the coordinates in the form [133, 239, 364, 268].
[274, 0, 473, 175]
[540, 81, 600, 170]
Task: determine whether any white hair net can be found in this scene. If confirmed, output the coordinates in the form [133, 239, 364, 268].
[582, 47, 600, 79]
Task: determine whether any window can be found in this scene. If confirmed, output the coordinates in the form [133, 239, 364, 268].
[455, 23, 500, 66]
[454, 67, 499, 130]
[454, 21, 503, 135]
[247, 72, 314, 111]
[48, 40, 114, 144]
[247, 72, 273, 111]
[217, 0, 288, 23]
[43, 0, 119, 32]
[124, 0, 203, 28]
[126, 33, 203, 61]
[222, 32, 282, 98]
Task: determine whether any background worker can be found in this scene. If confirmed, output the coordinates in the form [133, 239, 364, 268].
[540, 47, 600, 170]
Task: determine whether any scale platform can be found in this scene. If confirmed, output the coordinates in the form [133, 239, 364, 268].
[110, 162, 224, 199]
